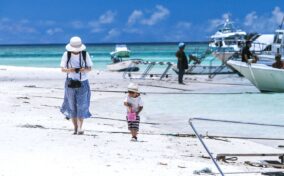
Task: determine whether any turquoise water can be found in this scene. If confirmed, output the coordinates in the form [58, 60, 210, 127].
[0, 43, 220, 70]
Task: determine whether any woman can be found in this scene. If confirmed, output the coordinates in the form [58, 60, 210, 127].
[60, 36, 93, 135]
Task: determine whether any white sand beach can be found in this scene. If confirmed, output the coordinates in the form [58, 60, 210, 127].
[1, 65, 284, 176]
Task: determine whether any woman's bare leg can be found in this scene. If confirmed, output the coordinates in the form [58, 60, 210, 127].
[72, 118, 78, 134]
[77, 118, 84, 134]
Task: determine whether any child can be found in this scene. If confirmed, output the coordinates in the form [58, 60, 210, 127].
[124, 83, 143, 141]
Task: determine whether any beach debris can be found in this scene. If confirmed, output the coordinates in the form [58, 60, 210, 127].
[24, 85, 36, 88]
[18, 124, 46, 129]
[193, 167, 213, 175]
[16, 96, 30, 100]
[261, 171, 284, 175]
[158, 162, 168, 166]
[177, 165, 187, 168]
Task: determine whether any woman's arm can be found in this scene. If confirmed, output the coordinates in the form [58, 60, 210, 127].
[61, 67, 75, 73]
[80, 67, 92, 73]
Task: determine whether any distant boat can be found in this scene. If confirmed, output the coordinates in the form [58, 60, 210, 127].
[227, 60, 284, 92]
[209, 19, 247, 53]
[110, 44, 131, 58]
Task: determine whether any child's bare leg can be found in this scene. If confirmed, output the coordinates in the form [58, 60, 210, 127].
[131, 129, 138, 138]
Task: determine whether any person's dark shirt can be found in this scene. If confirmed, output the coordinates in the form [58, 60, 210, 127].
[241, 46, 252, 62]
[272, 61, 284, 69]
[176, 50, 188, 69]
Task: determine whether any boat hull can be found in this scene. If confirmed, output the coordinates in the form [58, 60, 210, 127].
[107, 60, 139, 72]
[227, 60, 284, 92]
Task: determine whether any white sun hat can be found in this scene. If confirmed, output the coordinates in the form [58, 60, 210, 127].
[66, 36, 86, 52]
[127, 83, 139, 93]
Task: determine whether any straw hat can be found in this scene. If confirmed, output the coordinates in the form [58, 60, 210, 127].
[66, 36, 86, 52]
[127, 83, 139, 93]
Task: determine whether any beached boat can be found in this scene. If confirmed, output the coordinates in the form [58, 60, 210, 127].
[227, 60, 284, 92]
[110, 44, 131, 58]
[107, 59, 139, 72]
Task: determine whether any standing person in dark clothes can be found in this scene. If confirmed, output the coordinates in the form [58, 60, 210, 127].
[175, 42, 188, 84]
[241, 41, 258, 63]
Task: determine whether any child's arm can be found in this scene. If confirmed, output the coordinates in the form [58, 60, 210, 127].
[136, 106, 143, 115]
[124, 102, 132, 112]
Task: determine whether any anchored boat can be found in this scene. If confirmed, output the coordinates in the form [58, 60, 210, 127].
[110, 44, 131, 58]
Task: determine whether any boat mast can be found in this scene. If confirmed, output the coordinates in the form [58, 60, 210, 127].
[280, 16, 284, 29]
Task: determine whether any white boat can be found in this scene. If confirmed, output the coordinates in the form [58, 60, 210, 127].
[258, 29, 284, 60]
[227, 60, 284, 92]
[209, 19, 273, 61]
[209, 19, 246, 53]
[107, 60, 139, 72]
[110, 44, 131, 58]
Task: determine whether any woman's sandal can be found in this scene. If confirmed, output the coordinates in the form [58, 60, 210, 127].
[78, 131, 84, 135]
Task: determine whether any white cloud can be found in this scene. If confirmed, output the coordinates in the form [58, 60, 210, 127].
[207, 13, 231, 32]
[0, 18, 37, 34]
[104, 28, 120, 40]
[71, 21, 84, 29]
[99, 10, 116, 24]
[244, 12, 258, 26]
[141, 5, 170, 26]
[176, 22, 191, 29]
[243, 6, 284, 33]
[123, 28, 143, 35]
[46, 28, 63, 35]
[89, 10, 116, 33]
[272, 6, 284, 24]
[127, 10, 143, 25]
[127, 5, 169, 26]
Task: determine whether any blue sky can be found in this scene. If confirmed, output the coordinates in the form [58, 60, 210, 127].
[0, 0, 283, 44]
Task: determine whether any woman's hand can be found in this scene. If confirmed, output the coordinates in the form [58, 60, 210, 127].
[80, 67, 92, 73]
[61, 68, 75, 73]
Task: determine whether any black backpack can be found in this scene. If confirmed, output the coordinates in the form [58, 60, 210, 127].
[66, 51, 87, 68]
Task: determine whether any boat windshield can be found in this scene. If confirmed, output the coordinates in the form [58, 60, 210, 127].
[217, 21, 238, 33]
[273, 32, 283, 44]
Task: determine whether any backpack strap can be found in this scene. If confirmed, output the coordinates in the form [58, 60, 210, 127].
[82, 50, 87, 68]
[66, 51, 72, 68]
